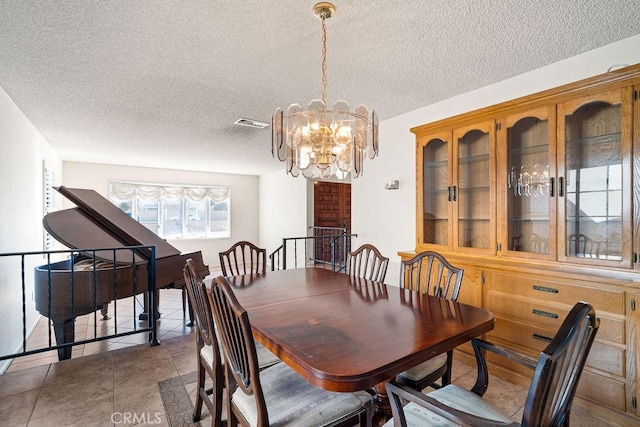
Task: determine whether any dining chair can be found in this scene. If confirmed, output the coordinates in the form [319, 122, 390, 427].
[395, 251, 464, 392]
[182, 259, 280, 425]
[207, 275, 366, 427]
[384, 301, 599, 427]
[348, 243, 390, 282]
[219, 241, 267, 276]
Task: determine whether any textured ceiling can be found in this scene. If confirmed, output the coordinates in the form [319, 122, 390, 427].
[1, 0, 640, 176]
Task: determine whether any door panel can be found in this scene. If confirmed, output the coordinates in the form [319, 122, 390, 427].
[313, 182, 351, 263]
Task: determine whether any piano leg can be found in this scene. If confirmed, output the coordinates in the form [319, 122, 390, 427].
[52, 319, 75, 360]
[100, 304, 111, 320]
[139, 291, 161, 321]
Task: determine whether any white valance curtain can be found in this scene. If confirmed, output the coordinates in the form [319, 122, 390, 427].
[110, 182, 230, 202]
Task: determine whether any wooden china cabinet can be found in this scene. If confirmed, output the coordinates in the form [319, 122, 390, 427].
[402, 64, 640, 419]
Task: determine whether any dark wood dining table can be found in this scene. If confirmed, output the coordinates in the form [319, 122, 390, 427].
[224, 267, 495, 424]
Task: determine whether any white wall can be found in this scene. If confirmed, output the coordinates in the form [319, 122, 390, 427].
[352, 34, 640, 286]
[258, 169, 309, 268]
[0, 88, 62, 372]
[63, 162, 259, 270]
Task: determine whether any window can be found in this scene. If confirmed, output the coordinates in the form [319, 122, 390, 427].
[109, 182, 230, 239]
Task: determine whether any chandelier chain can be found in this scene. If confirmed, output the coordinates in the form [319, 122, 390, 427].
[321, 14, 327, 105]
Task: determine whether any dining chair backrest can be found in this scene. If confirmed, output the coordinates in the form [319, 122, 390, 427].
[183, 258, 224, 425]
[208, 275, 269, 424]
[219, 241, 266, 276]
[399, 251, 463, 300]
[522, 301, 599, 425]
[183, 259, 219, 357]
[386, 302, 599, 427]
[348, 243, 389, 282]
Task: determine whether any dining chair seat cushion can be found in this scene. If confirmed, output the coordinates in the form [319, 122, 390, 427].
[200, 342, 280, 370]
[382, 384, 514, 427]
[232, 361, 364, 427]
[397, 353, 447, 382]
[200, 344, 216, 368]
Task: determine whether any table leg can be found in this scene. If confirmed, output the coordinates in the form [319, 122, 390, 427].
[366, 381, 392, 426]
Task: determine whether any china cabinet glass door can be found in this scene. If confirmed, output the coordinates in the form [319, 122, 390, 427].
[453, 122, 495, 253]
[418, 132, 452, 248]
[500, 107, 556, 259]
[557, 88, 632, 267]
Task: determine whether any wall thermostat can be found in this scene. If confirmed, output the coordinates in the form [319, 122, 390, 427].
[384, 180, 400, 190]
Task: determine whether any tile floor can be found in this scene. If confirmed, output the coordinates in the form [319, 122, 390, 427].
[1, 288, 638, 426]
[5, 288, 193, 372]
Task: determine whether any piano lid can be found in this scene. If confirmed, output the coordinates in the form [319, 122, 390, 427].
[44, 186, 181, 264]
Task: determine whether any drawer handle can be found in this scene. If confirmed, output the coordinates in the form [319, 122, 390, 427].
[533, 285, 559, 294]
[533, 334, 553, 343]
[533, 309, 559, 319]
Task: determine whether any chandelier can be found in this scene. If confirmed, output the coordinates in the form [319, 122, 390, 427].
[272, 2, 378, 180]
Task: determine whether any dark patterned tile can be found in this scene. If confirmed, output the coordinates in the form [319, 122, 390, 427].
[158, 374, 204, 426]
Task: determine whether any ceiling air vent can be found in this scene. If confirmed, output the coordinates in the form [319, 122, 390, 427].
[234, 118, 270, 129]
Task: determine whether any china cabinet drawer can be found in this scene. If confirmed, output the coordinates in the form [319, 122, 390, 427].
[489, 317, 625, 377]
[488, 272, 625, 315]
[488, 349, 626, 412]
[577, 370, 626, 412]
[485, 291, 625, 344]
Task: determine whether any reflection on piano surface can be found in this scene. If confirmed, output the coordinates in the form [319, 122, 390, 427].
[34, 187, 209, 360]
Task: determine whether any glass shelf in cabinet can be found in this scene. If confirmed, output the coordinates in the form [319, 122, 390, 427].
[423, 159, 449, 168]
[457, 185, 490, 191]
[565, 188, 623, 195]
[566, 215, 622, 220]
[508, 143, 550, 156]
[423, 189, 451, 195]
[458, 153, 489, 164]
[565, 132, 621, 146]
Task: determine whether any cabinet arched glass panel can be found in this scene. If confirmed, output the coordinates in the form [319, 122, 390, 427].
[507, 116, 550, 255]
[457, 129, 491, 250]
[422, 137, 449, 246]
[564, 101, 622, 261]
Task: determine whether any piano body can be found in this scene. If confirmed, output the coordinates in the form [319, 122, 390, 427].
[34, 186, 209, 360]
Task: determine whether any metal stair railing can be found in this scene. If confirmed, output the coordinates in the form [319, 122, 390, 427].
[269, 228, 357, 272]
[0, 245, 159, 366]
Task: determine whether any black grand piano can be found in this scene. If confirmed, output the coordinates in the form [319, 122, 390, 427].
[34, 186, 209, 360]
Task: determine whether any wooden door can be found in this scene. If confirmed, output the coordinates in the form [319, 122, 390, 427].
[313, 182, 351, 264]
